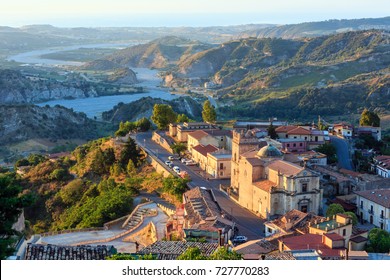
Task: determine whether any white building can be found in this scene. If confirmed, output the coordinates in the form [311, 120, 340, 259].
[355, 189, 390, 232]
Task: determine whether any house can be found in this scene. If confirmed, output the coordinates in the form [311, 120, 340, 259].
[264, 209, 322, 237]
[275, 125, 328, 150]
[355, 189, 390, 232]
[234, 239, 277, 260]
[169, 122, 218, 142]
[278, 233, 346, 260]
[191, 144, 218, 170]
[371, 155, 390, 178]
[233, 120, 288, 130]
[137, 241, 219, 260]
[231, 130, 323, 217]
[187, 129, 232, 152]
[283, 150, 327, 167]
[166, 187, 235, 244]
[309, 214, 354, 244]
[207, 151, 232, 179]
[333, 122, 353, 139]
[355, 126, 381, 141]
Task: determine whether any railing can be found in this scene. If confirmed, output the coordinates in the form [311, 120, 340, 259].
[368, 209, 374, 215]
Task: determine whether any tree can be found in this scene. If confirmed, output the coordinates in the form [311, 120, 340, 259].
[344, 211, 358, 225]
[267, 123, 278, 139]
[177, 247, 208, 260]
[202, 100, 216, 123]
[0, 173, 34, 259]
[151, 104, 177, 130]
[315, 143, 337, 164]
[176, 113, 189, 123]
[136, 117, 151, 132]
[171, 143, 187, 156]
[326, 203, 345, 217]
[360, 108, 380, 127]
[366, 228, 390, 253]
[210, 247, 242, 260]
[119, 138, 141, 169]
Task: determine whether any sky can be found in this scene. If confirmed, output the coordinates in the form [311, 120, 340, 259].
[1, 0, 389, 27]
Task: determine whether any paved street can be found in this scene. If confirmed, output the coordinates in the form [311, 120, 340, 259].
[133, 131, 266, 240]
[330, 135, 354, 170]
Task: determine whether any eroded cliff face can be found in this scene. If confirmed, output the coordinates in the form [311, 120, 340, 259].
[0, 104, 98, 144]
[0, 69, 98, 104]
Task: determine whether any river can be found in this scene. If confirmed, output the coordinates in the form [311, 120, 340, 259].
[8, 45, 180, 119]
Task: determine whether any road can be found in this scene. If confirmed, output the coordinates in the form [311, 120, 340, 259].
[133, 131, 266, 240]
[330, 136, 354, 170]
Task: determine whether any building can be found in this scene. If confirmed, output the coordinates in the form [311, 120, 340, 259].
[25, 244, 116, 260]
[231, 130, 323, 218]
[137, 241, 219, 260]
[355, 126, 381, 141]
[283, 150, 327, 167]
[371, 155, 390, 178]
[166, 187, 235, 244]
[309, 214, 354, 244]
[191, 144, 218, 170]
[264, 209, 322, 237]
[169, 122, 218, 142]
[333, 122, 353, 139]
[207, 151, 232, 179]
[187, 129, 232, 152]
[275, 125, 328, 150]
[355, 189, 390, 231]
[233, 120, 288, 130]
[278, 233, 346, 260]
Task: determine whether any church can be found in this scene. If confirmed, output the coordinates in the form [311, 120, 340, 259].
[231, 130, 323, 218]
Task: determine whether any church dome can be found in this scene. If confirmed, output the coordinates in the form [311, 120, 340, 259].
[257, 144, 283, 158]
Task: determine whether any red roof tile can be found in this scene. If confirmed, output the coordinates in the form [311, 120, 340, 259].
[268, 160, 303, 176]
[253, 180, 275, 192]
[188, 130, 209, 140]
[354, 189, 390, 208]
[192, 144, 218, 157]
[287, 127, 311, 135]
[324, 232, 344, 241]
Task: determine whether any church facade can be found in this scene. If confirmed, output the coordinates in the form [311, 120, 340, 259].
[231, 130, 323, 218]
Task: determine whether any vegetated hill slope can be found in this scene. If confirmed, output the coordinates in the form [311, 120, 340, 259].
[0, 104, 101, 144]
[237, 17, 390, 39]
[165, 30, 390, 119]
[102, 96, 203, 123]
[104, 36, 213, 69]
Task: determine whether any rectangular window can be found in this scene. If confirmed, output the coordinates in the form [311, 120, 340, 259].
[302, 183, 307, 192]
[220, 163, 224, 169]
[343, 229, 346, 236]
[299, 143, 303, 147]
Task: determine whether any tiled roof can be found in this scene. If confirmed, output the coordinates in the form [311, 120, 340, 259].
[206, 130, 233, 137]
[253, 180, 275, 192]
[265, 252, 296, 260]
[25, 244, 114, 260]
[268, 160, 304, 176]
[354, 189, 390, 208]
[188, 130, 209, 140]
[192, 144, 218, 157]
[287, 127, 311, 135]
[324, 232, 345, 241]
[246, 157, 263, 167]
[137, 241, 219, 260]
[349, 236, 368, 243]
[275, 125, 298, 133]
[234, 239, 277, 255]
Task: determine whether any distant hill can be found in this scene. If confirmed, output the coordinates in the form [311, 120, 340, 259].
[104, 36, 214, 69]
[0, 104, 101, 144]
[238, 17, 390, 39]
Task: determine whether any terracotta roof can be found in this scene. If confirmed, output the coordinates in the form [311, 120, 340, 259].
[339, 168, 362, 178]
[354, 189, 390, 208]
[188, 130, 209, 140]
[268, 160, 304, 176]
[329, 198, 356, 211]
[253, 180, 275, 192]
[265, 252, 296, 260]
[138, 241, 219, 260]
[234, 239, 277, 255]
[287, 127, 311, 135]
[324, 232, 345, 241]
[275, 125, 298, 133]
[246, 157, 263, 167]
[25, 244, 114, 260]
[192, 144, 218, 157]
[206, 130, 233, 137]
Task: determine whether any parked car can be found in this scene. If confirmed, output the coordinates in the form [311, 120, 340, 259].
[181, 158, 187, 163]
[185, 160, 196, 166]
[165, 160, 173, 168]
[168, 156, 175, 161]
[232, 236, 248, 244]
[173, 166, 180, 173]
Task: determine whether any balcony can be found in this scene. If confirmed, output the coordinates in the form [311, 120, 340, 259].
[368, 209, 374, 215]
[380, 214, 385, 219]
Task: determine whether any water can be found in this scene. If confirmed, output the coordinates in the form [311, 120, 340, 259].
[9, 46, 181, 119]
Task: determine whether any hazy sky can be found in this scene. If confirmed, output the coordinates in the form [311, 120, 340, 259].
[1, 0, 389, 27]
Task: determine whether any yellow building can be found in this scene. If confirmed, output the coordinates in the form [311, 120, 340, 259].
[231, 129, 323, 218]
[207, 151, 232, 179]
[309, 214, 353, 244]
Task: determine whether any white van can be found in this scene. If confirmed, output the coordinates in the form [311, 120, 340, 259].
[173, 166, 180, 174]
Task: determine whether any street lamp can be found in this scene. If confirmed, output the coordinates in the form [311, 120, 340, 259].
[143, 139, 146, 147]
